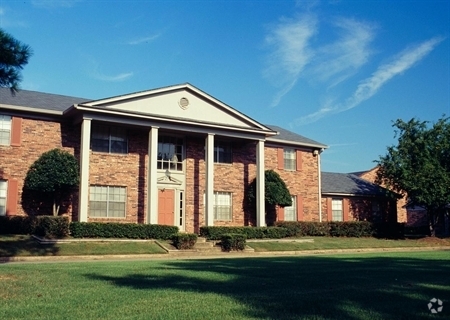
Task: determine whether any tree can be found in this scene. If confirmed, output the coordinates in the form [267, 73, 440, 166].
[247, 170, 292, 225]
[24, 149, 79, 216]
[376, 116, 450, 236]
[0, 28, 32, 93]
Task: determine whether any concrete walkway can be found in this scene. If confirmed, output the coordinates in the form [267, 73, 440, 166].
[2, 245, 450, 264]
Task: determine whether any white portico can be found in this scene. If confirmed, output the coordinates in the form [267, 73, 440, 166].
[70, 83, 276, 229]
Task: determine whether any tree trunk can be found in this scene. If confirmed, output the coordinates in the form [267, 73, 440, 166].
[53, 199, 60, 216]
[428, 210, 436, 237]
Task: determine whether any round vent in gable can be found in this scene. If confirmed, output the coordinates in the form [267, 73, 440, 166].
[179, 97, 189, 110]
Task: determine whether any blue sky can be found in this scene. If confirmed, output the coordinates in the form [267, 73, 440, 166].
[1, 0, 449, 173]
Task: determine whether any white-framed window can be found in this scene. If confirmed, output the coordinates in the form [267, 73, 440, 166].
[0, 180, 7, 216]
[0, 115, 11, 146]
[91, 125, 128, 154]
[284, 196, 297, 221]
[89, 185, 126, 218]
[214, 191, 232, 221]
[157, 136, 183, 171]
[331, 199, 343, 221]
[283, 148, 296, 171]
[214, 141, 232, 164]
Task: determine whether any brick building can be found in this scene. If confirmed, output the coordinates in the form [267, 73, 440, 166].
[0, 84, 328, 233]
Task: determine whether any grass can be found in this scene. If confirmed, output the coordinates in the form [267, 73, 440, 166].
[1, 234, 450, 257]
[1, 251, 449, 319]
[248, 236, 450, 252]
[0, 235, 166, 257]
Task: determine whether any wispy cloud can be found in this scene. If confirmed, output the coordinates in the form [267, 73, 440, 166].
[31, 0, 82, 8]
[264, 14, 317, 107]
[291, 37, 444, 126]
[313, 18, 375, 86]
[86, 56, 133, 82]
[128, 34, 160, 45]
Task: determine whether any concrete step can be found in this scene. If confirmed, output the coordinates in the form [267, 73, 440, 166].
[196, 237, 207, 243]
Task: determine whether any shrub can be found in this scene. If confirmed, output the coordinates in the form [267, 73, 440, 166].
[34, 216, 70, 239]
[0, 216, 38, 235]
[329, 221, 374, 238]
[274, 221, 305, 237]
[220, 233, 246, 252]
[200, 226, 288, 240]
[172, 233, 198, 250]
[69, 222, 178, 239]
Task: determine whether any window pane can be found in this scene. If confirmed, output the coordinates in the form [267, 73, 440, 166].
[214, 141, 232, 164]
[283, 148, 296, 171]
[0, 180, 6, 216]
[89, 185, 126, 218]
[331, 199, 343, 221]
[158, 136, 183, 171]
[214, 192, 232, 221]
[0, 115, 11, 146]
[284, 196, 296, 221]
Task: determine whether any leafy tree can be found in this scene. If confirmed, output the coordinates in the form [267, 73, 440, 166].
[376, 117, 450, 236]
[247, 170, 292, 225]
[24, 149, 79, 216]
[0, 28, 32, 93]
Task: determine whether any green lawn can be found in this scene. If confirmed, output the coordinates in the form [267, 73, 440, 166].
[1, 251, 449, 319]
[0, 235, 166, 257]
[248, 236, 450, 251]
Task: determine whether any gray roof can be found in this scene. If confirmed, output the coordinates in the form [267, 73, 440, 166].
[321, 172, 393, 197]
[266, 124, 327, 148]
[0, 88, 89, 112]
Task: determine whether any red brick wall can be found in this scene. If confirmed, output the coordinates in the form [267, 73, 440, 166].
[265, 145, 321, 222]
[0, 117, 78, 217]
[358, 167, 407, 223]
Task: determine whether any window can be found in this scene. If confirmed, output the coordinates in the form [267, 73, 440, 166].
[158, 136, 183, 171]
[89, 185, 126, 218]
[283, 148, 296, 171]
[91, 125, 127, 154]
[0, 180, 6, 216]
[284, 196, 297, 221]
[214, 191, 232, 221]
[331, 199, 343, 221]
[214, 141, 232, 164]
[0, 115, 11, 146]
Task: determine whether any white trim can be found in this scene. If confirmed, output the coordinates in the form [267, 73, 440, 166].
[256, 140, 265, 227]
[147, 126, 159, 224]
[205, 133, 214, 226]
[78, 118, 91, 222]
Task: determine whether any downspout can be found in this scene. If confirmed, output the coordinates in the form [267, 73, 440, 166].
[317, 149, 323, 222]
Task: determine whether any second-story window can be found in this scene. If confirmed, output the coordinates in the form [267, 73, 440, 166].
[0, 115, 11, 146]
[91, 125, 128, 154]
[214, 140, 232, 164]
[158, 136, 183, 171]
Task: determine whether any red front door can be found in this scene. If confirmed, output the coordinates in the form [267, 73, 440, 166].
[158, 189, 175, 225]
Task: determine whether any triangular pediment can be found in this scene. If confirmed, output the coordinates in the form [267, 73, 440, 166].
[157, 175, 183, 185]
[81, 83, 269, 131]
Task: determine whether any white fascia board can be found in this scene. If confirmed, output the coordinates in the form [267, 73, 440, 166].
[0, 103, 64, 116]
[74, 105, 274, 140]
[266, 137, 328, 149]
[322, 192, 379, 198]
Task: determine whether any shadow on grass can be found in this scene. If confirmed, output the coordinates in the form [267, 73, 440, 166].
[84, 253, 450, 320]
[0, 235, 59, 262]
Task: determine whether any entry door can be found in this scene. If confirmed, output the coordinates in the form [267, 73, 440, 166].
[158, 189, 175, 225]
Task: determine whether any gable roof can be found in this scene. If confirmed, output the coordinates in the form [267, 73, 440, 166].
[266, 124, 328, 149]
[0, 87, 88, 114]
[321, 172, 396, 197]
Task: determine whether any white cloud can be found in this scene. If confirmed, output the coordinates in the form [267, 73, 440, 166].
[92, 72, 133, 82]
[291, 37, 444, 126]
[128, 34, 160, 45]
[313, 18, 375, 86]
[264, 14, 317, 107]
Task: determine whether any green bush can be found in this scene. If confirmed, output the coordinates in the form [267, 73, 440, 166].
[220, 233, 246, 252]
[200, 226, 287, 240]
[69, 222, 178, 239]
[172, 233, 198, 250]
[34, 216, 70, 239]
[274, 221, 305, 237]
[328, 221, 374, 237]
[0, 216, 38, 234]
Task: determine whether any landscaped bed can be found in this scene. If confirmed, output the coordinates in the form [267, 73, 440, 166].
[0, 251, 449, 319]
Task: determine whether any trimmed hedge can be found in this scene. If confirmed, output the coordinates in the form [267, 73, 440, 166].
[0, 216, 69, 238]
[220, 233, 246, 252]
[172, 233, 198, 250]
[69, 222, 178, 240]
[200, 226, 287, 240]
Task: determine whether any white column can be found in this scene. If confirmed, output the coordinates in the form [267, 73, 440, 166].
[205, 133, 214, 226]
[78, 118, 91, 222]
[147, 126, 159, 224]
[256, 140, 265, 227]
